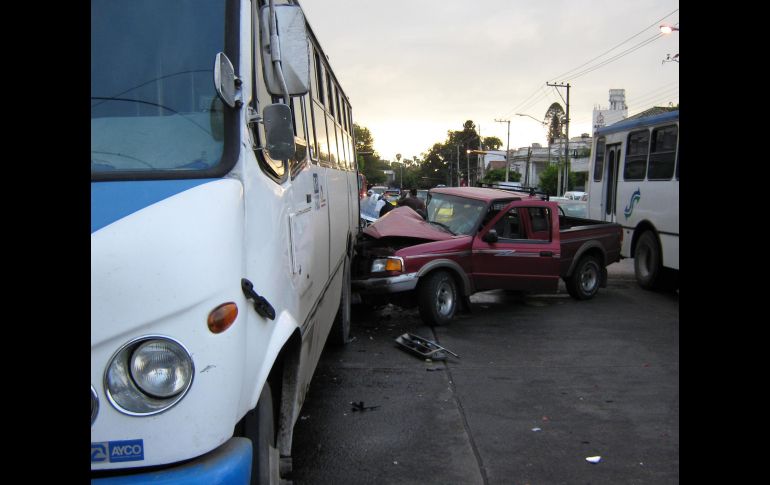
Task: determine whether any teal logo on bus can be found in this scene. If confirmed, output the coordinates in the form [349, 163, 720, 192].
[624, 188, 641, 219]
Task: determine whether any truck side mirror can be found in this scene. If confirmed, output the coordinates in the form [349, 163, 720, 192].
[263, 103, 295, 160]
[259, 5, 310, 96]
[482, 229, 498, 243]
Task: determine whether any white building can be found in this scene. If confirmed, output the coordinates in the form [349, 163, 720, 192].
[593, 88, 628, 133]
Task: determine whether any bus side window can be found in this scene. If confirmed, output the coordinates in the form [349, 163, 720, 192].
[675, 142, 679, 180]
[593, 138, 605, 181]
[648, 125, 677, 180]
[624, 130, 649, 181]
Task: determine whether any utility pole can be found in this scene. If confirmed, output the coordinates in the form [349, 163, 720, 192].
[524, 146, 532, 186]
[547, 82, 570, 195]
[495, 118, 511, 182]
[455, 144, 460, 186]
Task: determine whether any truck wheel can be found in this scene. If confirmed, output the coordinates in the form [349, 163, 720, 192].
[566, 255, 601, 300]
[634, 231, 661, 290]
[418, 270, 458, 325]
[330, 254, 352, 345]
[244, 382, 279, 485]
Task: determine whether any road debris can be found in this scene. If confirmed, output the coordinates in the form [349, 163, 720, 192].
[350, 401, 380, 412]
[394, 333, 459, 361]
[586, 456, 602, 464]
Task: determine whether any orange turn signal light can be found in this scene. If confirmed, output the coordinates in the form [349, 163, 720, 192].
[385, 259, 403, 271]
[207, 302, 238, 334]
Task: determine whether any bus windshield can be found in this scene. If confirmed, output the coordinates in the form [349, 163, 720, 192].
[91, 0, 226, 177]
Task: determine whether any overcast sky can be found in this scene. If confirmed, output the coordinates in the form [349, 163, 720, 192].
[298, 0, 679, 162]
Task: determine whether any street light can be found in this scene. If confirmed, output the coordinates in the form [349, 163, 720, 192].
[516, 114, 549, 189]
[466, 149, 471, 186]
[659, 23, 679, 64]
[515, 113, 547, 126]
[659, 23, 679, 34]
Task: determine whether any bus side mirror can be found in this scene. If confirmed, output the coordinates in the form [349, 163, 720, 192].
[263, 103, 295, 160]
[214, 52, 238, 108]
[259, 5, 310, 96]
[482, 229, 498, 243]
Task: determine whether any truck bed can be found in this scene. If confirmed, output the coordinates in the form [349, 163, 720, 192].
[558, 215, 622, 278]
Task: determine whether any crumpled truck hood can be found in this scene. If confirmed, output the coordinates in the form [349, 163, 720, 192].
[363, 206, 455, 241]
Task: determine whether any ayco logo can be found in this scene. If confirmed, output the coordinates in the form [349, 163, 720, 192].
[91, 440, 144, 463]
[91, 443, 108, 463]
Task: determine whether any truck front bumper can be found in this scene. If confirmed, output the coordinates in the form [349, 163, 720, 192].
[352, 272, 419, 294]
[91, 437, 252, 484]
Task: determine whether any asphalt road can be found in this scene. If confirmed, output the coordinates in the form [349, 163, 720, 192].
[289, 258, 679, 484]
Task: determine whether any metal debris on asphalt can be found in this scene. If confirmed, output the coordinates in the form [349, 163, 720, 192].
[394, 333, 459, 361]
[350, 401, 380, 412]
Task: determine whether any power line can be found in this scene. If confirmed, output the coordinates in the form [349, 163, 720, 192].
[564, 33, 664, 81]
[548, 8, 679, 82]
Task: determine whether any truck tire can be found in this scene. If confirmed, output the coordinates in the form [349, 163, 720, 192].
[566, 255, 601, 300]
[244, 382, 279, 485]
[418, 270, 458, 326]
[330, 254, 352, 345]
[634, 231, 662, 290]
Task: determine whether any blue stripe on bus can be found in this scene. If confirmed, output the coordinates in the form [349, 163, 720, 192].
[91, 179, 217, 233]
[595, 110, 678, 137]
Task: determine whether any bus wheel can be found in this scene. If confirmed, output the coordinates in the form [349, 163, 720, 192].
[566, 255, 601, 300]
[418, 270, 457, 326]
[330, 254, 352, 345]
[244, 382, 279, 485]
[634, 231, 661, 290]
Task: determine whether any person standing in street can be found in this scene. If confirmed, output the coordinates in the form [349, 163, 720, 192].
[398, 188, 427, 214]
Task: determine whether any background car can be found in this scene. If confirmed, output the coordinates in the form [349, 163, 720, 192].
[563, 191, 587, 201]
[552, 197, 588, 218]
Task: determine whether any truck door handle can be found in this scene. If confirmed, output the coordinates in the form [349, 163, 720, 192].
[540, 251, 553, 257]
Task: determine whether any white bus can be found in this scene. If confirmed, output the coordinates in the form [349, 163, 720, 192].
[91, 0, 359, 483]
[586, 109, 678, 290]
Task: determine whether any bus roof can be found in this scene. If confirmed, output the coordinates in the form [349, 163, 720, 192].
[595, 109, 678, 137]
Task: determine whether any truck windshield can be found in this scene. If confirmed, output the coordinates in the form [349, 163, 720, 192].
[91, 0, 226, 177]
[426, 193, 487, 236]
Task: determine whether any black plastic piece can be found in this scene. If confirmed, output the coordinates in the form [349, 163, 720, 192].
[241, 278, 276, 320]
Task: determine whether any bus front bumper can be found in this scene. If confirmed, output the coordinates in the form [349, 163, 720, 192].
[91, 437, 252, 484]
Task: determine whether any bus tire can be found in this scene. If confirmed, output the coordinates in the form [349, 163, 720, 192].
[244, 382, 279, 485]
[330, 254, 352, 345]
[566, 255, 601, 300]
[634, 231, 662, 290]
[418, 270, 458, 326]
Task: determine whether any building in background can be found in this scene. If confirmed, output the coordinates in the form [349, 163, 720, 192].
[484, 89, 632, 190]
[593, 88, 628, 133]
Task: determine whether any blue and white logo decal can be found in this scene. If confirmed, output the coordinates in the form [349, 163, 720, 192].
[624, 187, 641, 219]
[91, 443, 108, 463]
[91, 439, 144, 463]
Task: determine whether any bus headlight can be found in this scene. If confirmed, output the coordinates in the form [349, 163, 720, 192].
[105, 336, 194, 416]
[371, 256, 404, 273]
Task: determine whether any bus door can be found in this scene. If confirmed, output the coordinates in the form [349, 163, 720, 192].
[602, 143, 621, 222]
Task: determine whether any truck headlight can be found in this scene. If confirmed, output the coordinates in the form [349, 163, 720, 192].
[371, 256, 404, 273]
[105, 336, 194, 416]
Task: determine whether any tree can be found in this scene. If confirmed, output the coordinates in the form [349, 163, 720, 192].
[544, 103, 565, 144]
[539, 163, 578, 195]
[481, 168, 520, 184]
[482, 136, 503, 150]
[354, 123, 389, 185]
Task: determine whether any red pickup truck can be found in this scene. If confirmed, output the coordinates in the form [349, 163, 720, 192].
[352, 187, 622, 325]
